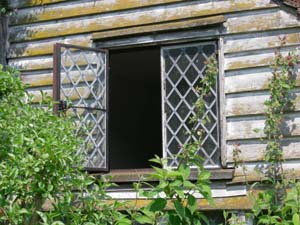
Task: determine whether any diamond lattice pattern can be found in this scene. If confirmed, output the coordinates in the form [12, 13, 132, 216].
[162, 43, 220, 167]
[60, 47, 107, 169]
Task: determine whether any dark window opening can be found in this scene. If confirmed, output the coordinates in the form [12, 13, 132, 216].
[109, 47, 162, 169]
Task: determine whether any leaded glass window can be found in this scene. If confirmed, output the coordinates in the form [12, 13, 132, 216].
[161, 42, 220, 168]
[53, 43, 108, 171]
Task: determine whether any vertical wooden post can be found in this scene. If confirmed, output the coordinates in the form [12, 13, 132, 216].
[0, 14, 8, 66]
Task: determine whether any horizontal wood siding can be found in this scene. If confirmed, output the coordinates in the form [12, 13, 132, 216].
[9, 0, 184, 25]
[6, 0, 300, 182]
[9, 1, 277, 43]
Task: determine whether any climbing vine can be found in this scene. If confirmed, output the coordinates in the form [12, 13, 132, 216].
[251, 39, 300, 225]
[233, 38, 300, 224]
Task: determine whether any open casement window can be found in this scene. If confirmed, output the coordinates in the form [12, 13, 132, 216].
[161, 42, 220, 168]
[53, 43, 108, 172]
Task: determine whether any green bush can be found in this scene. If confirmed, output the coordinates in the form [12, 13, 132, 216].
[0, 65, 126, 224]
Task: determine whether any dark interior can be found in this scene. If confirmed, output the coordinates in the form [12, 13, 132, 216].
[109, 46, 162, 169]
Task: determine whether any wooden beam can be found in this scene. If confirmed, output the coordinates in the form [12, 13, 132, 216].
[95, 168, 234, 183]
[10, 0, 183, 25]
[92, 16, 225, 40]
[104, 196, 253, 210]
[0, 15, 8, 66]
[42, 195, 252, 211]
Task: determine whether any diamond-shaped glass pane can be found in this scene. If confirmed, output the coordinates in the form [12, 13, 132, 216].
[168, 67, 181, 84]
[162, 42, 220, 167]
[177, 78, 189, 96]
[58, 45, 107, 170]
[185, 65, 199, 84]
[167, 91, 181, 109]
[177, 102, 190, 121]
[75, 109, 106, 169]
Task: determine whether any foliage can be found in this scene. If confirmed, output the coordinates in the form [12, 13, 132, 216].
[0, 65, 126, 225]
[0, 0, 11, 15]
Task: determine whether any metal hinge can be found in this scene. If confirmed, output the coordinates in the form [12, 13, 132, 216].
[58, 100, 68, 111]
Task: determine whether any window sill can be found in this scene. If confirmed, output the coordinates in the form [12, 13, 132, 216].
[95, 168, 234, 183]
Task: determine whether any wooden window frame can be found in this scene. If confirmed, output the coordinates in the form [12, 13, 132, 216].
[93, 29, 231, 181]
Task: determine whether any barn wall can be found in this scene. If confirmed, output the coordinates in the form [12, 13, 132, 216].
[6, 0, 300, 183]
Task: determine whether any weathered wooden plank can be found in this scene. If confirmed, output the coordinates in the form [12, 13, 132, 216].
[224, 49, 293, 71]
[92, 16, 225, 40]
[97, 27, 220, 49]
[226, 91, 300, 117]
[9, 0, 277, 42]
[9, 57, 52, 71]
[104, 168, 234, 183]
[225, 71, 272, 93]
[22, 70, 96, 87]
[226, 138, 300, 163]
[8, 35, 92, 58]
[225, 69, 300, 94]
[224, 31, 300, 54]
[110, 196, 252, 210]
[42, 195, 252, 211]
[232, 162, 300, 183]
[9, 0, 67, 8]
[227, 113, 300, 140]
[10, 0, 183, 25]
[28, 87, 90, 103]
[8, 52, 98, 71]
[226, 10, 300, 34]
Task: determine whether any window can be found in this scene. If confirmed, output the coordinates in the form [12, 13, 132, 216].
[161, 42, 220, 168]
[53, 41, 220, 172]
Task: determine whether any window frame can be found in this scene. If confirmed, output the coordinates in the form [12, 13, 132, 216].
[53, 43, 110, 172]
[53, 32, 228, 175]
[96, 33, 227, 170]
[160, 41, 221, 168]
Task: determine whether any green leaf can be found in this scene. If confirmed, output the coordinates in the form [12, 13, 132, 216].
[116, 217, 132, 225]
[187, 195, 197, 213]
[149, 198, 167, 212]
[174, 200, 185, 219]
[51, 221, 65, 225]
[293, 214, 300, 225]
[37, 211, 48, 223]
[18, 208, 28, 214]
[198, 170, 211, 180]
[135, 215, 153, 224]
[169, 214, 181, 225]
[179, 164, 190, 180]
